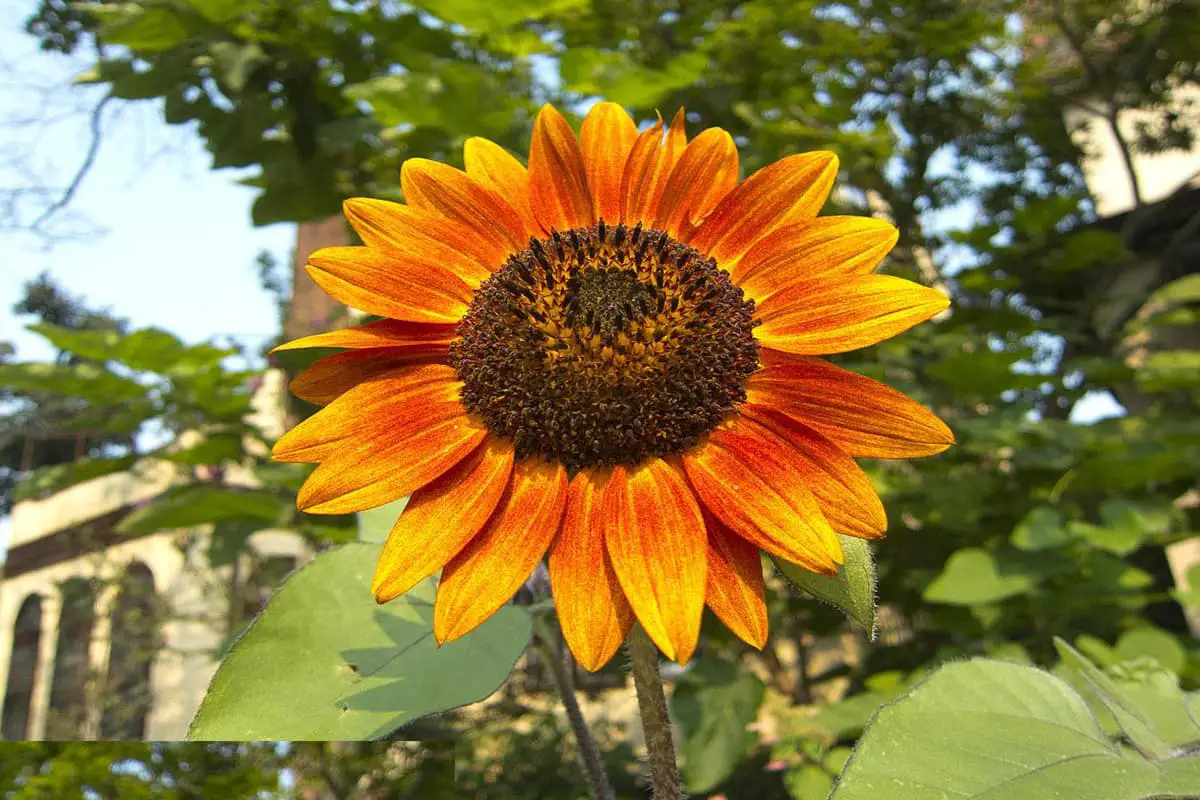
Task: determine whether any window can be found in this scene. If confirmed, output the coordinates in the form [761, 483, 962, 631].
[99, 562, 159, 739]
[45, 578, 98, 739]
[2, 595, 44, 740]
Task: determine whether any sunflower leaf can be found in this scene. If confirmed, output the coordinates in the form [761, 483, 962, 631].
[830, 658, 1198, 800]
[188, 542, 531, 740]
[772, 536, 876, 635]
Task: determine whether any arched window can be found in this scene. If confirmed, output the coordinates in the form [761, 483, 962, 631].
[45, 578, 98, 739]
[99, 562, 159, 739]
[2, 595, 44, 740]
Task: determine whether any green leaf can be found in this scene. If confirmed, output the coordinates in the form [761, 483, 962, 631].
[188, 543, 532, 739]
[1148, 274, 1200, 307]
[1137, 351, 1200, 392]
[1115, 627, 1187, 675]
[1053, 638, 1173, 760]
[27, 323, 193, 373]
[117, 485, 289, 535]
[831, 659, 1168, 800]
[923, 547, 1040, 606]
[0, 361, 146, 404]
[408, 0, 584, 34]
[1011, 507, 1070, 551]
[75, 3, 194, 52]
[772, 536, 876, 634]
[208, 42, 266, 93]
[671, 660, 766, 793]
[357, 498, 409, 543]
[15, 456, 138, 502]
[560, 48, 709, 108]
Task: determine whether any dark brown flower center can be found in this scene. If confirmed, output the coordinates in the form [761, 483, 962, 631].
[449, 222, 760, 473]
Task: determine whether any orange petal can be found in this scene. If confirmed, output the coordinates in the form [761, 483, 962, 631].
[682, 418, 842, 575]
[306, 246, 471, 324]
[755, 274, 950, 355]
[401, 158, 527, 258]
[372, 437, 514, 603]
[603, 459, 707, 663]
[688, 152, 838, 264]
[580, 102, 638, 223]
[704, 515, 768, 649]
[745, 357, 954, 458]
[273, 318, 458, 353]
[528, 104, 594, 232]
[434, 458, 569, 643]
[549, 470, 635, 672]
[621, 109, 687, 225]
[342, 198, 494, 287]
[463, 137, 540, 237]
[276, 365, 487, 514]
[741, 405, 886, 539]
[290, 347, 450, 406]
[654, 127, 739, 237]
[732, 217, 899, 298]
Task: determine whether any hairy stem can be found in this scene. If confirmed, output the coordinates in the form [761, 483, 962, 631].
[536, 617, 615, 800]
[626, 625, 681, 800]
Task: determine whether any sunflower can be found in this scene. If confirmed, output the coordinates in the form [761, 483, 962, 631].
[272, 103, 952, 670]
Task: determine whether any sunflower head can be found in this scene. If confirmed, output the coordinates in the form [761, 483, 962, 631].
[272, 103, 953, 669]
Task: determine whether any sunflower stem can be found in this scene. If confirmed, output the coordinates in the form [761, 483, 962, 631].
[626, 625, 682, 800]
[535, 616, 615, 800]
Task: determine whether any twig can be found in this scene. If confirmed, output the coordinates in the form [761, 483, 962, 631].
[29, 92, 113, 233]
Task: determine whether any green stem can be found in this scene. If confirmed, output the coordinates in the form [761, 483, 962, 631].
[626, 625, 681, 800]
[535, 617, 615, 800]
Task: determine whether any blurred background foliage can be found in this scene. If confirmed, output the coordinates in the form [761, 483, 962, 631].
[3, 0, 1199, 797]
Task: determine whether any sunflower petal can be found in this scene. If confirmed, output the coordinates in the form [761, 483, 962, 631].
[580, 102, 638, 223]
[290, 347, 450, 406]
[434, 458, 569, 643]
[603, 459, 707, 663]
[342, 198, 494, 287]
[276, 365, 487, 514]
[682, 419, 842, 575]
[306, 246, 471, 323]
[528, 104, 594, 232]
[755, 274, 950, 355]
[464, 137, 540, 237]
[704, 515, 768, 649]
[549, 470, 635, 672]
[372, 437, 514, 603]
[401, 158, 527, 256]
[733, 217, 899, 298]
[654, 127, 739, 237]
[272, 319, 458, 353]
[745, 357, 955, 458]
[688, 152, 838, 264]
[621, 109, 687, 225]
[741, 405, 886, 539]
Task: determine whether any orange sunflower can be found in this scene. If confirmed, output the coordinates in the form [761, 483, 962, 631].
[272, 103, 953, 670]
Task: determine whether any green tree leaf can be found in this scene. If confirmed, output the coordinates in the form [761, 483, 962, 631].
[117, 485, 290, 535]
[772, 535, 876, 634]
[75, 3, 194, 52]
[0, 361, 145, 404]
[831, 659, 1190, 800]
[1011, 507, 1070, 551]
[189, 542, 531, 739]
[923, 547, 1040, 606]
[671, 660, 766, 793]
